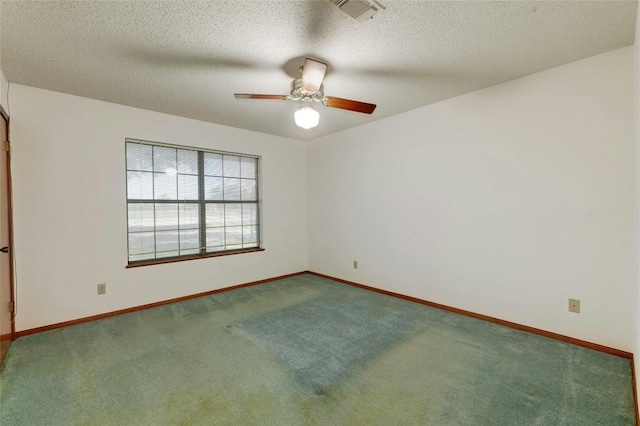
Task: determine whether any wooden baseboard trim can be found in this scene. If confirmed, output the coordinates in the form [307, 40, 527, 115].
[13, 270, 636, 355]
[16, 271, 307, 338]
[307, 271, 633, 360]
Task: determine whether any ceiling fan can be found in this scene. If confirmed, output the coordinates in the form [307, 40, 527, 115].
[234, 58, 376, 129]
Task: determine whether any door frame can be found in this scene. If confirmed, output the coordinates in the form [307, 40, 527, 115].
[0, 103, 15, 341]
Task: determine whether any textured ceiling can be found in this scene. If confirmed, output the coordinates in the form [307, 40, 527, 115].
[1, 0, 637, 141]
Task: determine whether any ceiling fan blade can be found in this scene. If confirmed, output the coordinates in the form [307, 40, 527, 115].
[301, 58, 327, 92]
[325, 97, 377, 114]
[234, 94, 288, 100]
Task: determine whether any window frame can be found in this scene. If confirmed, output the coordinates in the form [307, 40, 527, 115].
[125, 138, 263, 267]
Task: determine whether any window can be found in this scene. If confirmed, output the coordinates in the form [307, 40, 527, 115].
[125, 139, 260, 265]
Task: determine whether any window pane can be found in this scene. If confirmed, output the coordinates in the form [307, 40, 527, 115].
[153, 146, 177, 173]
[155, 203, 178, 230]
[205, 177, 223, 200]
[126, 143, 153, 172]
[223, 155, 241, 177]
[180, 229, 200, 252]
[226, 226, 243, 246]
[177, 149, 198, 174]
[129, 231, 155, 257]
[241, 179, 256, 201]
[204, 153, 223, 176]
[225, 204, 242, 226]
[127, 171, 153, 200]
[206, 204, 224, 227]
[154, 173, 178, 200]
[126, 140, 260, 263]
[156, 230, 179, 258]
[129, 252, 155, 262]
[224, 178, 241, 200]
[179, 204, 199, 230]
[242, 204, 257, 225]
[128, 203, 154, 233]
[178, 174, 198, 200]
[243, 225, 257, 244]
[206, 228, 225, 252]
[240, 157, 256, 179]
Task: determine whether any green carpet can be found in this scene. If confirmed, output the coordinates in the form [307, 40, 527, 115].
[0, 274, 635, 425]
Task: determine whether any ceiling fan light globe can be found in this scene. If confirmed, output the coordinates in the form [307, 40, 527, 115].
[294, 106, 320, 129]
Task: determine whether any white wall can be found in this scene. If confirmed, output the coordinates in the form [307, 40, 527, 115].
[308, 46, 635, 351]
[0, 71, 7, 113]
[0, 0, 6, 112]
[9, 84, 308, 331]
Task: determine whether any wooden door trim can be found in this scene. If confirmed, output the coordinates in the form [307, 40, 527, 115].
[0, 103, 15, 340]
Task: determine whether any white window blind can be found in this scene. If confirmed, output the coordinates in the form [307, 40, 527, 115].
[126, 139, 260, 264]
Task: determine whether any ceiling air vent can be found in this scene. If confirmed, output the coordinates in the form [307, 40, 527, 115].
[328, 0, 386, 22]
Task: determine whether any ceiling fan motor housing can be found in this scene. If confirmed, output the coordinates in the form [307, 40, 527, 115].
[289, 78, 326, 104]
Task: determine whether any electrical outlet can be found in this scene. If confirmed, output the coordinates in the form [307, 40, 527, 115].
[353, 260, 358, 269]
[97, 283, 106, 295]
[568, 298, 580, 313]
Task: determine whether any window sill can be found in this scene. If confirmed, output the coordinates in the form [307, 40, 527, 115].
[126, 247, 265, 268]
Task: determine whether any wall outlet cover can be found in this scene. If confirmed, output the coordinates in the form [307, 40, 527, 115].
[568, 298, 580, 313]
